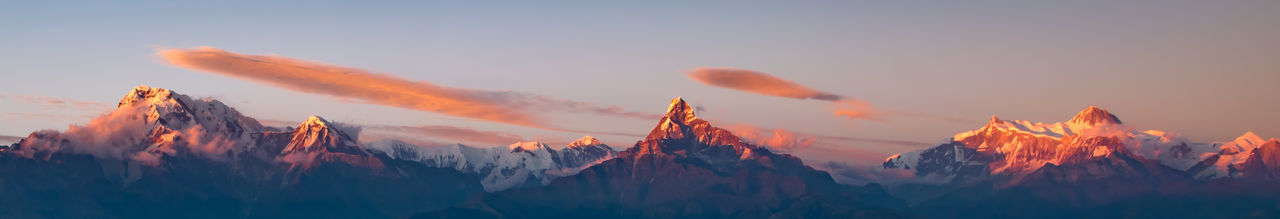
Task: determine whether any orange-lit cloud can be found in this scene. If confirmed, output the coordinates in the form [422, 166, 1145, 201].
[831, 100, 884, 122]
[12, 104, 173, 163]
[830, 100, 977, 125]
[725, 124, 817, 152]
[157, 47, 658, 129]
[687, 67, 843, 101]
[686, 67, 972, 125]
[724, 122, 926, 151]
[686, 67, 887, 123]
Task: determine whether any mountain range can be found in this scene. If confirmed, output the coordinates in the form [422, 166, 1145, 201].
[3, 86, 1279, 218]
[871, 106, 1280, 218]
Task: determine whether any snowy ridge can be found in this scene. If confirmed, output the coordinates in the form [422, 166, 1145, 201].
[567, 136, 603, 148]
[1195, 132, 1278, 179]
[880, 106, 1261, 184]
[366, 136, 616, 191]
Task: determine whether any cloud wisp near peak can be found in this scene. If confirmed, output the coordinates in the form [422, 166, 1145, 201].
[687, 67, 844, 101]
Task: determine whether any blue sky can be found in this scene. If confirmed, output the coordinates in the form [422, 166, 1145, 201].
[3, 1, 1278, 164]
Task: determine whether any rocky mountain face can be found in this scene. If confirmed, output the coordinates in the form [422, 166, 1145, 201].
[0, 86, 484, 218]
[365, 136, 617, 192]
[420, 98, 906, 218]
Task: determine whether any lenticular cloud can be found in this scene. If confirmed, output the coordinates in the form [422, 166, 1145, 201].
[158, 47, 657, 130]
[687, 67, 844, 101]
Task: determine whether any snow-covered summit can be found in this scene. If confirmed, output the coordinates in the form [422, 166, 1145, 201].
[508, 141, 549, 152]
[665, 97, 698, 123]
[1194, 132, 1280, 179]
[648, 97, 700, 139]
[883, 106, 1225, 184]
[1067, 106, 1122, 126]
[281, 115, 361, 154]
[118, 85, 264, 137]
[567, 136, 603, 148]
[10, 86, 267, 162]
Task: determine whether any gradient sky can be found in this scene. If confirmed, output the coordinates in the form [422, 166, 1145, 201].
[2, 1, 1278, 164]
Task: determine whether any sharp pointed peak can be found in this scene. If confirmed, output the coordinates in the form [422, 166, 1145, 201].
[988, 115, 1004, 124]
[663, 97, 697, 122]
[667, 97, 691, 113]
[1068, 105, 1121, 125]
[282, 115, 361, 154]
[1239, 131, 1263, 141]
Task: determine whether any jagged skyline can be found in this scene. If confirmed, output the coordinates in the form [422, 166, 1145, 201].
[3, 1, 1279, 165]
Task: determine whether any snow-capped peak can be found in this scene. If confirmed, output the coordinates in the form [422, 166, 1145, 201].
[905, 105, 1220, 179]
[1217, 132, 1268, 155]
[665, 97, 697, 124]
[118, 85, 176, 108]
[508, 141, 549, 152]
[567, 136, 603, 148]
[1067, 106, 1122, 126]
[281, 115, 358, 154]
[1236, 131, 1265, 146]
[112, 85, 264, 135]
[988, 115, 1004, 125]
[300, 115, 331, 128]
[647, 97, 704, 140]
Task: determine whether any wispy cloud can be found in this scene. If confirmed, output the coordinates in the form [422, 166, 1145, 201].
[687, 67, 843, 101]
[0, 95, 112, 111]
[810, 135, 928, 147]
[157, 47, 658, 130]
[686, 67, 884, 122]
[686, 67, 973, 125]
[830, 100, 884, 122]
[723, 122, 925, 152]
[3, 112, 96, 120]
[724, 124, 817, 152]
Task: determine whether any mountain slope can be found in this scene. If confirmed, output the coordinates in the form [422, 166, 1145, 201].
[869, 106, 1280, 218]
[1192, 132, 1280, 179]
[421, 97, 906, 218]
[881, 106, 1218, 185]
[365, 136, 617, 191]
[0, 86, 485, 218]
